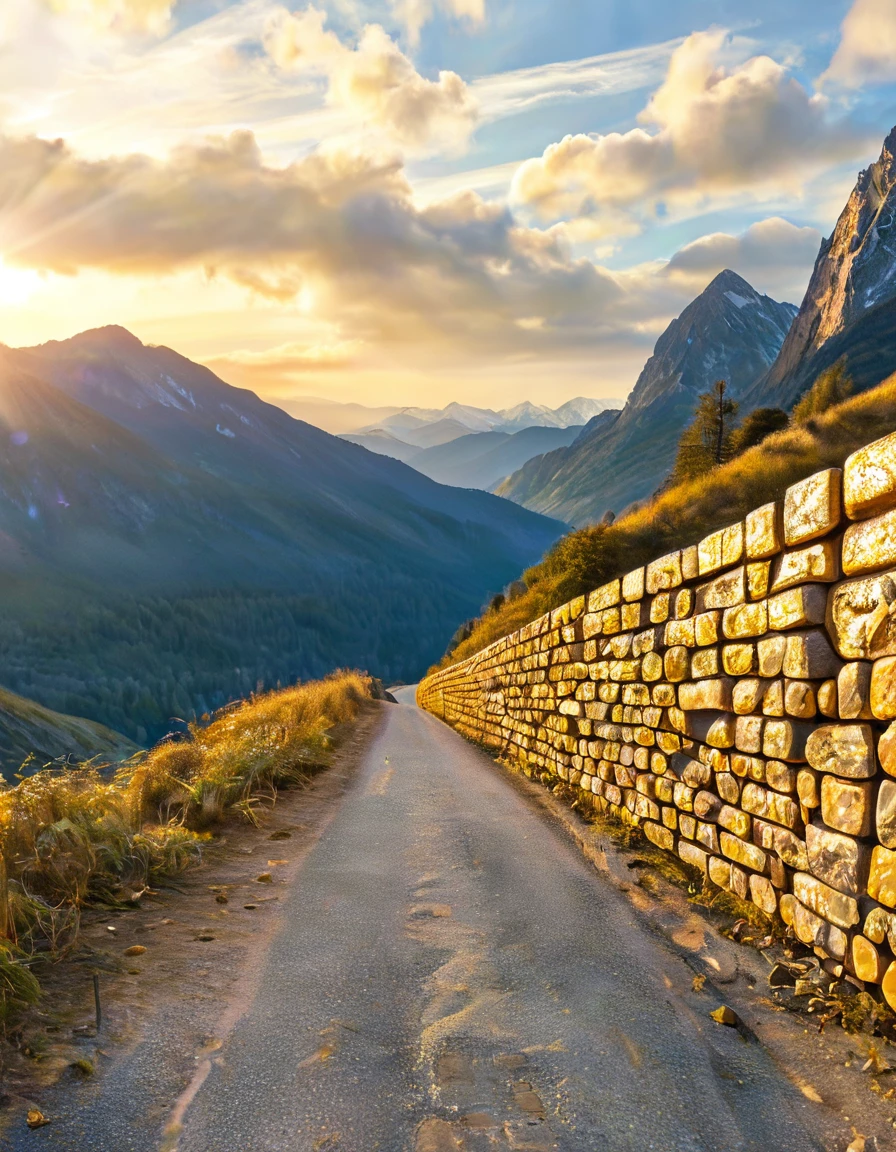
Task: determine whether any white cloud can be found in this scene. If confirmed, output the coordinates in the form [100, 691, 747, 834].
[821, 0, 896, 87]
[47, 0, 176, 35]
[391, 0, 485, 49]
[663, 217, 822, 302]
[512, 31, 867, 233]
[264, 5, 477, 153]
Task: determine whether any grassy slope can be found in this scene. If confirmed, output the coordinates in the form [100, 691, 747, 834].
[439, 372, 896, 669]
[0, 686, 139, 780]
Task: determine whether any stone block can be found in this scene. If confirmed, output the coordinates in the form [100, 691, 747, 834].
[735, 714, 764, 754]
[763, 718, 812, 762]
[784, 679, 816, 719]
[750, 874, 778, 915]
[766, 760, 797, 793]
[641, 652, 663, 682]
[742, 781, 799, 828]
[828, 571, 896, 660]
[644, 821, 675, 852]
[770, 540, 840, 593]
[620, 602, 641, 631]
[718, 805, 751, 838]
[664, 618, 696, 647]
[694, 611, 721, 646]
[678, 839, 709, 873]
[837, 661, 874, 720]
[818, 679, 838, 717]
[820, 775, 874, 837]
[870, 845, 896, 909]
[881, 722, 896, 776]
[746, 501, 783, 560]
[852, 935, 887, 984]
[754, 819, 808, 870]
[694, 789, 722, 820]
[723, 602, 767, 639]
[588, 580, 621, 612]
[843, 431, 896, 520]
[762, 679, 784, 716]
[805, 723, 876, 778]
[757, 634, 787, 677]
[784, 468, 842, 545]
[793, 872, 859, 930]
[664, 646, 690, 682]
[843, 507, 896, 576]
[782, 630, 842, 680]
[733, 678, 764, 714]
[717, 772, 741, 803]
[708, 855, 732, 889]
[871, 656, 896, 720]
[747, 561, 771, 600]
[674, 588, 693, 620]
[767, 584, 828, 631]
[683, 759, 712, 788]
[696, 821, 720, 854]
[698, 527, 726, 576]
[682, 545, 699, 581]
[723, 644, 756, 676]
[797, 768, 821, 808]
[877, 779, 896, 849]
[792, 899, 847, 959]
[691, 648, 720, 678]
[646, 553, 682, 594]
[650, 593, 670, 624]
[696, 567, 746, 611]
[622, 567, 645, 602]
[806, 822, 869, 896]
[720, 829, 765, 872]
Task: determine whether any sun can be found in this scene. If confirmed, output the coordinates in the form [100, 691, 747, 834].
[0, 259, 42, 307]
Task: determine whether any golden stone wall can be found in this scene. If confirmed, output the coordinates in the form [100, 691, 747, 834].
[417, 431, 896, 998]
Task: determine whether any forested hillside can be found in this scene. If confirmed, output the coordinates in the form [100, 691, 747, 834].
[0, 330, 563, 743]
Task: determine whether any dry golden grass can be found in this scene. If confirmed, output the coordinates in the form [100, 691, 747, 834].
[440, 373, 896, 669]
[0, 671, 373, 1018]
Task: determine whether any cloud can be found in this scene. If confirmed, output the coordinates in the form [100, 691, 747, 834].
[0, 128, 627, 361]
[512, 31, 866, 232]
[46, 0, 176, 35]
[391, 0, 485, 49]
[663, 217, 822, 301]
[263, 5, 477, 153]
[820, 0, 896, 88]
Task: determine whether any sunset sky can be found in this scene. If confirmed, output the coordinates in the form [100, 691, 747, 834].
[1, 0, 895, 411]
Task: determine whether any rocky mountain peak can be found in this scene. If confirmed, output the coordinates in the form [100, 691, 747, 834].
[762, 125, 896, 392]
[626, 269, 797, 414]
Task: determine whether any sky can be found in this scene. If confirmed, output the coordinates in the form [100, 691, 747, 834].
[0, 0, 895, 412]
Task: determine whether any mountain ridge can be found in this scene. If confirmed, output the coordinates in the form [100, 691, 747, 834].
[749, 125, 896, 409]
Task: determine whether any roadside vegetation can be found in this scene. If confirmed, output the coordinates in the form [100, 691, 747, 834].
[0, 671, 373, 1028]
[441, 365, 896, 667]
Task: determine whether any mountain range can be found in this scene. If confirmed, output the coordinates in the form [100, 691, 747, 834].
[497, 123, 896, 526]
[0, 328, 563, 744]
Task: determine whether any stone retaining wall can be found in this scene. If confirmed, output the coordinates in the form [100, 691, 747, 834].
[418, 431, 896, 999]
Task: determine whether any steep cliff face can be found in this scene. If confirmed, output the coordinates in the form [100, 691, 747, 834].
[498, 271, 796, 524]
[752, 126, 896, 408]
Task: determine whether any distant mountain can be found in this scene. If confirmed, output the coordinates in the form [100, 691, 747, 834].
[497, 271, 797, 524]
[0, 686, 139, 782]
[361, 396, 619, 439]
[748, 125, 896, 410]
[340, 428, 423, 463]
[409, 424, 585, 491]
[0, 328, 563, 742]
[398, 418, 476, 449]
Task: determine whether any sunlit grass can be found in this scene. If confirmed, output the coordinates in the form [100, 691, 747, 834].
[0, 671, 373, 1021]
